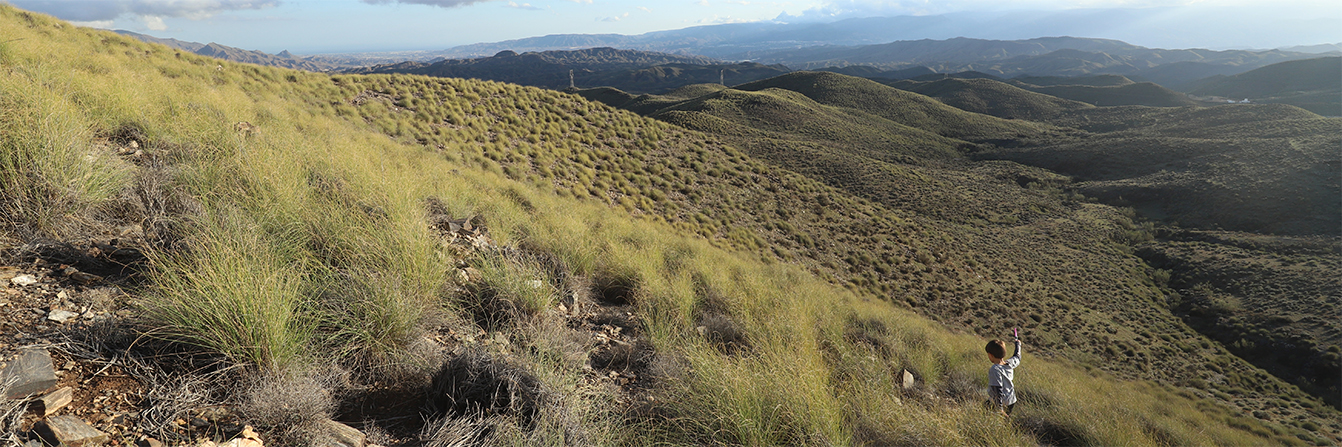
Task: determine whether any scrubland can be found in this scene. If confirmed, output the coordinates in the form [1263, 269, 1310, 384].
[1, 6, 1338, 445]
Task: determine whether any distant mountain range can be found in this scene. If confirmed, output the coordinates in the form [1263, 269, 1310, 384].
[114, 30, 339, 71]
[744, 37, 1335, 89]
[438, 8, 1341, 60]
[116, 26, 1338, 112]
[113, 30, 436, 70]
[347, 48, 790, 94]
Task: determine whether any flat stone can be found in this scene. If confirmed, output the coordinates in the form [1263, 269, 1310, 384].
[1, 347, 59, 398]
[10, 274, 38, 286]
[324, 420, 366, 447]
[0, 267, 18, 282]
[39, 387, 74, 415]
[46, 415, 110, 446]
[48, 310, 80, 324]
[901, 369, 916, 389]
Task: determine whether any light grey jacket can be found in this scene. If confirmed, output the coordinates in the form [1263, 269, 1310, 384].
[988, 339, 1022, 406]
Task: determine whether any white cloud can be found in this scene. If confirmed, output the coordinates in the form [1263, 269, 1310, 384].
[142, 15, 168, 30]
[692, 14, 755, 23]
[506, 1, 541, 10]
[68, 20, 116, 29]
[360, 0, 496, 8]
[780, 0, 1288, 21]
[9, 0, 278, 21]
[597, 12, 630, 21]
[637, 6, 651, 12]
[567, 0, 593, 3]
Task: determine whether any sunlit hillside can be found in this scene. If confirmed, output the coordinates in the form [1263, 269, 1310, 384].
[1, 6, 1338, 446]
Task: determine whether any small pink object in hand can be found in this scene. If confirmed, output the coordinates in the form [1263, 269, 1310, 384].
[1012, 328, 1019, 339]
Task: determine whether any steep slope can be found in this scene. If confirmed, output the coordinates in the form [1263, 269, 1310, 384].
[2, 6, 1338, 446]
[1190, 57, 1342, 116]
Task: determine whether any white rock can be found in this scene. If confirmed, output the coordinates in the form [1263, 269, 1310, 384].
[10, 275, 38, 286]
[48, 310, 80, 323]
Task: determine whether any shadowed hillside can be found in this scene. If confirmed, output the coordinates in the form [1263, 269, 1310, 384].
[1140, 230, 1342, 409]
[1010, 74, 1136, 87]
[1190, 57, 1342, 116]
[981, 104, 1340, 236]
[996, 101, 1342, 387]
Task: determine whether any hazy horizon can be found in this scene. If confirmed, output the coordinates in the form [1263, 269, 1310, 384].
[8, 0, 1341, 55]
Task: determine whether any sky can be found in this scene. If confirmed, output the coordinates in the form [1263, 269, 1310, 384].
[7, 0, 1341, 54]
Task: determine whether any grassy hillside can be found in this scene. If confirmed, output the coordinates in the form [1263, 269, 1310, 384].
[575, 73, 1341, 438]
[1, 6, 1338, 446]
[882, 77, 1095, 120]
[575, 82, 1078, 226]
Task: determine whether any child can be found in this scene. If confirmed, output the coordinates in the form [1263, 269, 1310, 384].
[985, 330, 1022, 416]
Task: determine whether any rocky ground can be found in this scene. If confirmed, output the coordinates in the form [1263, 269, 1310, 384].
[1, 216, 659, 446]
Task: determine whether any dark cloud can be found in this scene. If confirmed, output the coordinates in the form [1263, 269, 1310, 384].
[360, 0, 495, 8]
[9, 0, 279, 21]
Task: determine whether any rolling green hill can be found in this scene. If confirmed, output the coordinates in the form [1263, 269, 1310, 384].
[576, 62, 790, 93]
[733, 71, 1053, 141]
[1010, 74, 1135, 87]
[1, 6, 1338, 446]
[1189, 57, 1341, 116]
[1008, 80, 1198, 107]
[882, 77, 1096, 120]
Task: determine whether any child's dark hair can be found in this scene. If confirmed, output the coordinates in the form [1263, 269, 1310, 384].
[986, 339, 1007, 359]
